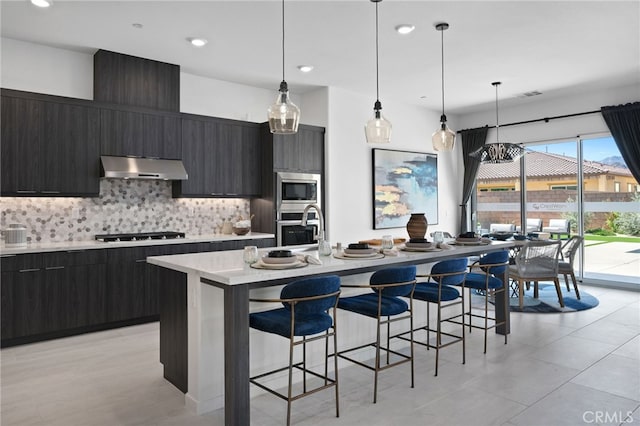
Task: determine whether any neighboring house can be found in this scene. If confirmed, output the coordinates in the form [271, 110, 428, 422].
[476, 151, 638, 192]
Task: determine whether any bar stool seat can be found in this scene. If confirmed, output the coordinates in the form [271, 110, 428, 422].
[249, 275, 341, 426]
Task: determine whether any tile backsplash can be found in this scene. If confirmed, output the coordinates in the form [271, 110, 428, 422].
[0, 180, 250, 243]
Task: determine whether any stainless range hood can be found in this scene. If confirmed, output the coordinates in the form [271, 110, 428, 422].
[100, 156, 188, 180]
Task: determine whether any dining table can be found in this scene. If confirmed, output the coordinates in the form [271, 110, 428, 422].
[147, 240, 514, 426]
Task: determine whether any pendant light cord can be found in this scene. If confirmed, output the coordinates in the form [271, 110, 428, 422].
[375, 1, 380, 102]
[494, 82, 500, 143]
[440, 26, 445, 118]
[281, 0, 285, 82]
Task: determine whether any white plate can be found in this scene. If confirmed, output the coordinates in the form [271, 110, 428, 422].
[401, 247, 443, 252]
[344, 247, 377, 255]
[250, 260, 308, 270]
[333, 252, 385, 260]
[261, 255, 298, 265]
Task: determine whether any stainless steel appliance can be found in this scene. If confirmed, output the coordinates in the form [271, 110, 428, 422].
[276, 172, 320, 207]
[276, 211, 319, 246]
[95, 231, 185, 242]
[275, 172, 322, 246]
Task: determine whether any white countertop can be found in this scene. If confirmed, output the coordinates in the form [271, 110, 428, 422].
[147, 241, 514, 286]
[0, 232, 275, 255]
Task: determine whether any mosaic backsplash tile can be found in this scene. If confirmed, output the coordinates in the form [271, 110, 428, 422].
[0, 180, 250, 243]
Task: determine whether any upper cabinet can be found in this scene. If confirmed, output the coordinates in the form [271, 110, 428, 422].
[172, 115, 262, 198]
[266, 123, 325, 173]
[1, 89, 100, 197]
[93, 49, 180, 112]
[99, 107, 181, 159]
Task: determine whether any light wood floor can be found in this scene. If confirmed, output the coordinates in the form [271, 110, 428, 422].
[1, 285, 639, 425]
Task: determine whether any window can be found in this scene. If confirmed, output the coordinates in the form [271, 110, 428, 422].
[628, 183, 634, 192]
[551, 185, 577, 190]
[615, 182, 621, 192]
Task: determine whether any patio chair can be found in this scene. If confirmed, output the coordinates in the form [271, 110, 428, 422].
[508, 240, 563, 309]
[489, 223, 516, 233]
[559, 235, 584, 299]
[516, 218, 542, 233]
[543, 219, 571, 239]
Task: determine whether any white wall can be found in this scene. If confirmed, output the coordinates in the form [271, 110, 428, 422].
[324, 86, 462, 244]
[458, 84, 640, 146]
[1, 38, 93, 99]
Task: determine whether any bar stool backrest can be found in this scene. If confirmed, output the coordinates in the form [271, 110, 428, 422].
[280, 275, 341, 314]
[370, 266, 417, 296]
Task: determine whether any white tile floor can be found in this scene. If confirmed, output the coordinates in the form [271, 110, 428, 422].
[1, 285, 639, 426]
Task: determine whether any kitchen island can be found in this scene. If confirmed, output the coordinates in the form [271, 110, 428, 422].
[147, 241, 514, 426]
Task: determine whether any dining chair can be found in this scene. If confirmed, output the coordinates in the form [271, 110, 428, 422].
[336, 266, 417, 403]
[411, 258, 468, 376]
[460, 250, 509, 354]
[509, 240, 563, 309]
[249, 275, 341, 425]
[559, 235, 584, 298]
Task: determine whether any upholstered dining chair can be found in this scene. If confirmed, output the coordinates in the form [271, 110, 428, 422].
[461, 250, 509, 354]
[559, 235, 584, 298]
[249, 275, 341, 426]
[336, 266, 416, 403]
[411, 258, 468, 376]
[509, 240, 563, 309]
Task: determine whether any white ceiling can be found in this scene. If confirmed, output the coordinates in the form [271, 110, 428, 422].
[2, 0, 639, 114]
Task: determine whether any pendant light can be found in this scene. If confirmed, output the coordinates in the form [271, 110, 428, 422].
[470, 82, 525, 163]
[365, 0, 391, 144]
[432, 22, 455, 151]
[268, 0, 300, 134]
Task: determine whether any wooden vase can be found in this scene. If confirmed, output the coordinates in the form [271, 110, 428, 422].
[406, 213, 428, 239]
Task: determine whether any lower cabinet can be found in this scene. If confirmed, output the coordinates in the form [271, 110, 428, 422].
[0, 250, 107, 345]
[0, 238, 275, 347]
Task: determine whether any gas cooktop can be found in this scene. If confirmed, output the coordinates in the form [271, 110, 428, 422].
[94, 231, 186, 242]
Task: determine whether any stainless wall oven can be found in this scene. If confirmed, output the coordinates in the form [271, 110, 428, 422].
[276, 210, 319, 246]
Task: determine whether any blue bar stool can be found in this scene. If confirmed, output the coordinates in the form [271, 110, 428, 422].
[412, 258, 467, 376]
[461, 250, 509, 353]
[249, 275, 341, 426]
[336, 266, 417, 403]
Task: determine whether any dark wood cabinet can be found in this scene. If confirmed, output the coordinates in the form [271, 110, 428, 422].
[99, 108, 181, 159]
[1, 90, 100, 197]
[173, 115, 261, 197]
[93, 49, 180, 112]
[0, 250, 107, 345]
[269, 123, 325, 173]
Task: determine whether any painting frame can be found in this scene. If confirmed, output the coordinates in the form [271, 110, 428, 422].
[372, 148, 438, 230]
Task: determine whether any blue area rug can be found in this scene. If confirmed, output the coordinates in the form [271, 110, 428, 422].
[507, 283, 599, 313]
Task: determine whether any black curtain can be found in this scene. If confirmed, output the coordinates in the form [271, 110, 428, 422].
[459, 126, 489, 233]
[601, 102, 640, 183]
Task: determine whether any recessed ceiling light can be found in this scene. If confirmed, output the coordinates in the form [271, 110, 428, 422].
[395, 24, 415, 35]
[30, 0, 53, 8]
[188, 38, 208, 47]
[297, 65, 314, 73]
[132, 23, 143, 29]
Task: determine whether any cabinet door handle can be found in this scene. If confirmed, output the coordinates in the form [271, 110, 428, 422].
[45, 266, 65, 270]
[226, 193, 238, 196]
[1, 254, 17, 258]
[16, 190, 37, 194]
[19, 268, 40, 273]
[66, 250, 86, 253]
[210, 193, 222, 196]
[135, 259, 147, 263]
[41, 191, 61, 194]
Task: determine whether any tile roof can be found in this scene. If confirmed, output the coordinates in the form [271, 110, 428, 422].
[476, 151, 633, 180]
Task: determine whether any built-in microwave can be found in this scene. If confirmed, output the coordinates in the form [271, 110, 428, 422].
[276, 172, 321, 207]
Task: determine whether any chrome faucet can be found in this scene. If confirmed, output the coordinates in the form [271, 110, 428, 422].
[301, 203, 331, 254]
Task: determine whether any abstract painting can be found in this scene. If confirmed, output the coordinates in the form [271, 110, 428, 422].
[372, 149, 438, 229]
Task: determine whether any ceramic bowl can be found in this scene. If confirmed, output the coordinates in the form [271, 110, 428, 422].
[268, 250, 293, 258]
[232, 226, 250, 235]
[262, 255, 298, 265]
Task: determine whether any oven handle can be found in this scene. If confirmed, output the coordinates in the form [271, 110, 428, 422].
[276, 220, 319, 226]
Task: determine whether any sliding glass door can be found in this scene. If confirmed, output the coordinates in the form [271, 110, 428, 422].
[474, 135, 639, 287]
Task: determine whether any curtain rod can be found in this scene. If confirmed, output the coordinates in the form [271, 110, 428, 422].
[486, 109, 601, 130]
[458, 109, 601, 133]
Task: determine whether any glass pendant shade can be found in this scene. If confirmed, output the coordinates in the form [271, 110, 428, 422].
[268, 81, 300, 134]
[432, 119, 455, 151]
[365, 106, 392, 144]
